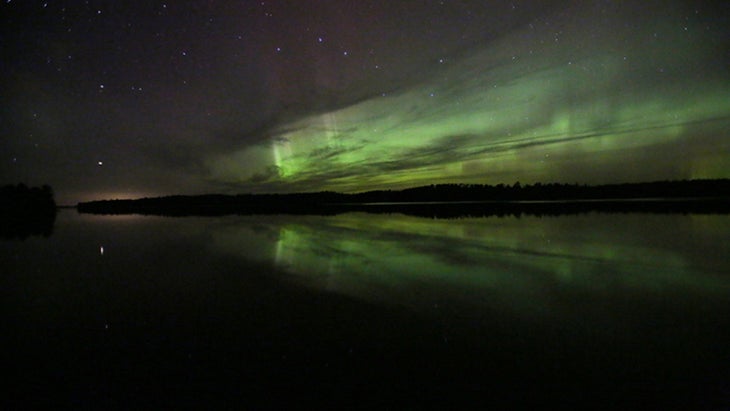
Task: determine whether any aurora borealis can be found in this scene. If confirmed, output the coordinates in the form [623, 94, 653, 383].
[3, 1, 729, 204]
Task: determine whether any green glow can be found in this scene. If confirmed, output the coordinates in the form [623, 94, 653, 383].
[207, 7, 730, 191]
[211, 213, 730, 319]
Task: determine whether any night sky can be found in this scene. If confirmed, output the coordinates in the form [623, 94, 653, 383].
[3, 1, 729, 205]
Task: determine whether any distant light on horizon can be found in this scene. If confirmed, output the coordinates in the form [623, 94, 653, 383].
[73, 191, 153, 204]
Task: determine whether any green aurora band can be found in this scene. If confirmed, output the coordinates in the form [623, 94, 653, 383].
[206, 4, 730, 192]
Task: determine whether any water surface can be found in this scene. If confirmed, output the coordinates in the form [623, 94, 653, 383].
[3, 210, 729, 408]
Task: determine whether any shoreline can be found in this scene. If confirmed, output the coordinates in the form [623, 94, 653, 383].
[75, 196, 730, 218]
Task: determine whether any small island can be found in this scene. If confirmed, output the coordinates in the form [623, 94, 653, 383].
[1, 183, 57, 239]
[76, 179, 730, 218]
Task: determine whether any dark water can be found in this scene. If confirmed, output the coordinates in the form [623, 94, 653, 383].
[2, 210, 729, 408]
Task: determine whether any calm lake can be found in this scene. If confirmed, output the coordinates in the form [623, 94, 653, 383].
[3, 210, 730, 408]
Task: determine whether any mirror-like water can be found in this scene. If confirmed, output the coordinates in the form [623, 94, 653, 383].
[3, 210, 729, 408]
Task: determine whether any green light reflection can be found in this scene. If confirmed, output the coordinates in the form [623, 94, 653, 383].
[211, 213, 730, 326]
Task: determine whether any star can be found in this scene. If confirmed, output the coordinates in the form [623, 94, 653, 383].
[3, 1, 729, 205]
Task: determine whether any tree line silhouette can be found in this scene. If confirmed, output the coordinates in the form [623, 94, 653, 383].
[76, 179, 730, 217]
[1, 183, 57, 239]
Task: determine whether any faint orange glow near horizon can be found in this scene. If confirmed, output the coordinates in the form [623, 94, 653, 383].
[70, 190, 154, 205]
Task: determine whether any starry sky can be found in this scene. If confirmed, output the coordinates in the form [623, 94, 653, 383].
[3, 1, 730, 204]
